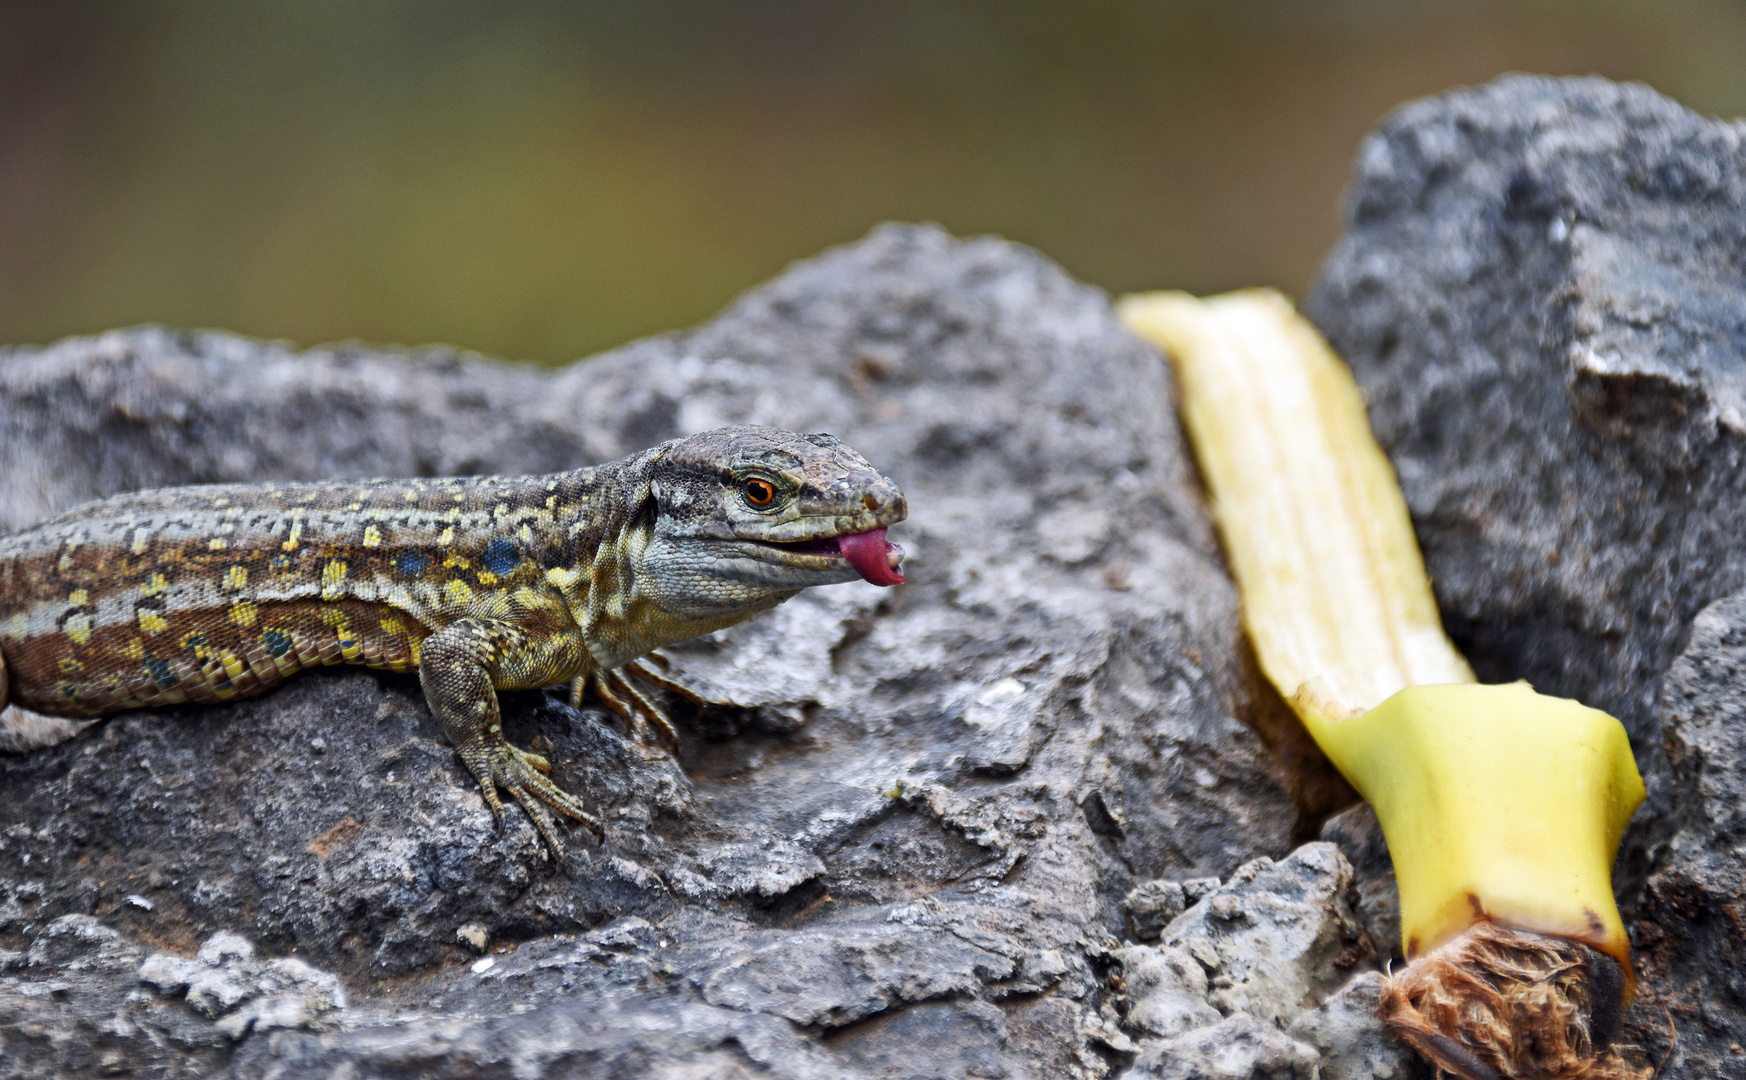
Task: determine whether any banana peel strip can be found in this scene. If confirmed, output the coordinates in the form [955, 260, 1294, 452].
[1118, 289, 1645, 986]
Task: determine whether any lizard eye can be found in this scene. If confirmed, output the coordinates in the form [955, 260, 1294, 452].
[743, 478, 776, 507]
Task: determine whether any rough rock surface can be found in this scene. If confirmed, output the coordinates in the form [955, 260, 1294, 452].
[1317, 804, 1400, 967]
[1285, 973, 1418, 1080]
[1631, 593, 1746, 1076]
[1308, 75, 1746, 1077]
[0, 226, 1397, 1077]
[1150, 844, 1372, 1030]
[1111, 844, 1398, 1080]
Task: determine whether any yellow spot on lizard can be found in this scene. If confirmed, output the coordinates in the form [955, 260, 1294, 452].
[224, 565, 248, 590]
[438, 525, 456, 546]
[379, 615, 405, 636]
[58, 657, 82, 673]
[513, 585, 550, 610]
[321, 560, 349, 600]
[68, 588, 89, 606]
[230, 600, 259, 628]
[546, 566, 578, 590]
[140, 572, 168, 597]
[121, 638, 146, 661]
[282, 520, 304, 551]
[209, 537, 228, 550]
[137, 610, 169, 635]
[476, 570, 499, 586]
[444, 579, 476, 606]
[363, 524, 383, 547]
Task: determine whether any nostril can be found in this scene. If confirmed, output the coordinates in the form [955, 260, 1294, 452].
[862, 494, 877, 511]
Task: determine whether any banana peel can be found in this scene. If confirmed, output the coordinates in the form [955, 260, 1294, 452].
[1317, 683, 1642, 978]
[1119, 289, 1475, 721]
[1119, 288, 1647, 1076]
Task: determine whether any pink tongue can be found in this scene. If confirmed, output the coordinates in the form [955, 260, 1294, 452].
[838, 528, 905, 586]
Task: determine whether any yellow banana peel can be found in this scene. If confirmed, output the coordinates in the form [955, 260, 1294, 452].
[1118, 289, 1645, 987]
[1315, 682, 1642, 979]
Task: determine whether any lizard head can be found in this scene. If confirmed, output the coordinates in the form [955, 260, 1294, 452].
[635, 426, 908, 619]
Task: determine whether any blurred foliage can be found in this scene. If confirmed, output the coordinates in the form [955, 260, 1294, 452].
[3, 1, 1744, 363]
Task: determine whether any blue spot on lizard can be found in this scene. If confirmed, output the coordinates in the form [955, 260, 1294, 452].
[481, 539, 522, 577]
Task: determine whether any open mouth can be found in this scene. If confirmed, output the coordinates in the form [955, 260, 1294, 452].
[753, 527, 905, 586]
[760, 536, 845, 557]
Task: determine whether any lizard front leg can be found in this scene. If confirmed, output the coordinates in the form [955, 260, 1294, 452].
[419, 617, 598, 857]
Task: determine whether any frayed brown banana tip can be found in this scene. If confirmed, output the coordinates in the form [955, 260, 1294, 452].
[1379, 922, 1648, 1080]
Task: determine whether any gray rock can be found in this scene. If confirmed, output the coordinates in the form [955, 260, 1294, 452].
[1311, 74, 1746, 734]
[1106, 847, 1389, 1080]
[1, 913, 234, 1076]
[1122, 1012, 1319, 1080]
[1113, 944, 1220, 1038]
[0, 225, 1312, 1077]
[1630, 592, 1746, 1075]
[1307, 73, 1746, 844]
[0, 328, 576, 537]
[1306, 74, 1746, 1077]
[1123, 879, 1189, 941]
[1285, 972, 1419, 1080]
[1318, 804, 1400, 965]
[138, 930, 345, 1039]
[1156, 843, 1373, 1029]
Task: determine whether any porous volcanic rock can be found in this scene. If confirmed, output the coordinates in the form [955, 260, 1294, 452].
[1626, 594, 1746, 1076]
[1309, 75, 1746, 1077]
[0, 226, 1385, 1077]
[1308, 74, 1746, 769]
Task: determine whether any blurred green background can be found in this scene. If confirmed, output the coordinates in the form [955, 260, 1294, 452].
[4, 1, 1744, 365]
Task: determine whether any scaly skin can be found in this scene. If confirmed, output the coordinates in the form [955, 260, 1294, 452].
[0, 427, 907, 856]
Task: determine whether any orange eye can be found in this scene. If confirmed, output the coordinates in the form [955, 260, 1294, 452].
[744, 478, 775, 506]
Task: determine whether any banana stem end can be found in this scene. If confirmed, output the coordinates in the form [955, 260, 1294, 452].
[1379, 921, 1648, 1080]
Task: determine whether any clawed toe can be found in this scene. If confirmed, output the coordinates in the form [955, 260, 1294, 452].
[589, 667, 681, 750]
[461, 740, 601, 859]
[512, 745, 552, 774]
[625, 654, 706, 705]
[503, 765, 603, 857]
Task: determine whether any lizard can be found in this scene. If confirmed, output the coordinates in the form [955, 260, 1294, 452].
[0, 426, 907, 856]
